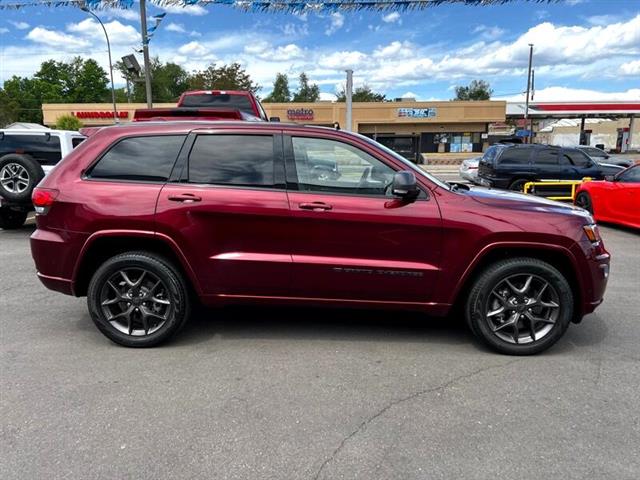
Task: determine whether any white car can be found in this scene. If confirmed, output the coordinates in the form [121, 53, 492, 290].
[459, 156, 481, 183]
[0, 126, 85, 229]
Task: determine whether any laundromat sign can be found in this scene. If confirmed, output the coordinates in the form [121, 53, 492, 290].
[73, 111, 129, 119]
[287, 108, 314, 120]
[397, 107, 437, 119]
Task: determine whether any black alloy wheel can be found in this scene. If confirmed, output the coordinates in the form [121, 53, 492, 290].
[575, 192, 593, 214]
[87, 252, 191, 347]
[466, 257, 573, 355]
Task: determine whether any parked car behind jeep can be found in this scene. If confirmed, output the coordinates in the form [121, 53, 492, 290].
[30, 122, 610, 355]
[0, 127, 84, 229]
[477, 144, 623, 191]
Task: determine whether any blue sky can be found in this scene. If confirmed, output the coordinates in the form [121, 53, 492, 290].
[0, 0, 639, 101]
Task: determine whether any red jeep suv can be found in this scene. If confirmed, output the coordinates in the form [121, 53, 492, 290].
[30, 122, 610, 354]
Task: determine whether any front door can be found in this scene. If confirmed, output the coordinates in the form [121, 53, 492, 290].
[155, 130, 292, 297]
[284, 134, 442, 304]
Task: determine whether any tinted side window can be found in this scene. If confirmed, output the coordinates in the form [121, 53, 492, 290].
[534, 149, 559, 165]
[483, 146, 498, 162]
[292, 137, 395, 196]
[498, 148, 531, 165]
[89, 135, 185, 181]
[72, 137, 85, 148]
[188, 135, 274, 187]
[618, 166, 640, 183]
[563, 150, 592, 168]
[0, 134, 62, 165]
[583, 147, 605, 158]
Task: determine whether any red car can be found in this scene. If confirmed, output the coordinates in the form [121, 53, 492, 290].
[575, 165, 640, 229]
[30, 122, 610, 355]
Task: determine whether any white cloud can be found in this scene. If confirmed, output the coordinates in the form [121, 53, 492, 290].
[10, 21, 29, 30]
[319, 92, 338, 102]
[373, 41, 414, 59]
[0, 27, 9, 35]
[472, 25, 505, 40]
[325, 12, 344, 36]
[101, 8, 140, 21]
[505, 87, 640, 102]
[620, 60, 640, 76]
[178, 41, 209, 57]
[382, 12, 401, 24]
[66, 19, 139, 45]
[400, 91, 418, 99]
[319, 50, 368, 69]
[154, 3, 208, 16]
[165, 22, 186, 33]
[25, 27, 90, 49]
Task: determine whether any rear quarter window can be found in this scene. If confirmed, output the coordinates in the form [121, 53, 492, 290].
[497, 147, 532, 165]
[0, 134, 62, 165]
[88, 135, 186, 182]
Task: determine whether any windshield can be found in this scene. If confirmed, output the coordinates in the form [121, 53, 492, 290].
[356, 133, 451, 190]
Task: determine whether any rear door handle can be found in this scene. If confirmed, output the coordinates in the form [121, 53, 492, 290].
[299, 202, 333, 211]
[168, 193, 202, 203]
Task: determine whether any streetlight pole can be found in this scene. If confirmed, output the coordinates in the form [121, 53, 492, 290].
[345, 69, 353, 132]
[524, 43, 534, 143]
[81, 5, 119, 124]
[139, 0, 153, 108]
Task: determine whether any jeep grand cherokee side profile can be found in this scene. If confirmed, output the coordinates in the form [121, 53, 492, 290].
[30, 122, 610, 355]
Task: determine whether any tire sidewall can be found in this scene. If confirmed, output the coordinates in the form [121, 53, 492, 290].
[0, 154, 45, 202]
[467, 259, 573, 355]
[87, 253, 190, 347]
[576, 192, 593, 214]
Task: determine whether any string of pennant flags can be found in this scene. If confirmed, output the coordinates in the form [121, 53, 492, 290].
[0, 0, 558, 13]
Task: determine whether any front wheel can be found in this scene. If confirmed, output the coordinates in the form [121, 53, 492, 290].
[575, 192, 593, 214]
[87, 252, 191, 347]
[465, 257, 573, 355]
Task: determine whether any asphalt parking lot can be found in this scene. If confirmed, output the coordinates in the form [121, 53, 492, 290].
[1, 222, 639, 479]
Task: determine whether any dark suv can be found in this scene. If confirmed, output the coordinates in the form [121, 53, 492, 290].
[477, 144, 623, 191]
[30, 122, 610, 355]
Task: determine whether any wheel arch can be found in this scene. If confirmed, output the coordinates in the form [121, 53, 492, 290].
[451, 243, 583, 322]
[72, 231, 201, 297]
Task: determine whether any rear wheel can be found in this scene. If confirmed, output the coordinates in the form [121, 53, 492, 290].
[508, 178, 530, 192]
[87, 252, 191, 347]
[575, 192, 593, 214]
[466, 257, 573, 355]
[0, 207, 28, 229]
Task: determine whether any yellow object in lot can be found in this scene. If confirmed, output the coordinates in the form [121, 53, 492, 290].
[523, 178, 592, 201]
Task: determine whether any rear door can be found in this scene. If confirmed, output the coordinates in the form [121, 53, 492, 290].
[155, 129, 292, 297]
[531, 148, 569, 180]
[284, 133, 442, 303]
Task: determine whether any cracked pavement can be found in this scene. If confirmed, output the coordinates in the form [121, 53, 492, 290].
[1, 223, 639, 479]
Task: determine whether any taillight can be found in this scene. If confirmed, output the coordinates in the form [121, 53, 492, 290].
[32, 187, 59, 214]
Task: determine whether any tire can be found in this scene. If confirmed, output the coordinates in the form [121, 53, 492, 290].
[0, 154, 45, 202]
[87, 251, 191, 347]
[575, 192, 593, 214]
[508, 178, 530, 192]
[465, 257, 573, 355]
[0, 207, 28, 229]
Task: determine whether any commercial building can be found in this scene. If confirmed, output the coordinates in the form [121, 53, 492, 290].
[41, 100, 506, 161]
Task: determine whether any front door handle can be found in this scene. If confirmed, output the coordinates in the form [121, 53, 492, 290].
[299, 201, 332, 211]
[168, 193, 202, 203]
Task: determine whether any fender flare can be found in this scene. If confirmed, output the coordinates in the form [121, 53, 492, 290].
[71, 229, 202, 295]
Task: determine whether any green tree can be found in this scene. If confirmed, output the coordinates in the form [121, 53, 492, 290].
[0, 87, 22, 126]
[188, 63, 259, 93]
[453, 80, 493, 101]
[2, 76, 45, 123]
[55, 114, 83, 131]
[336, 85, 386, 102]
[263, 73, 291, 103]
[292, 72, 320, 102]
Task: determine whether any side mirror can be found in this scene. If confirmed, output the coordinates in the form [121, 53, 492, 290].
[269, 116, 280, 122]
[392, 171, 419, 199]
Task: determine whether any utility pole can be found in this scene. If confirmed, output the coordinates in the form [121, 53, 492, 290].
[524, 43, 534, 143]
[139, 0, 153, 108]
[345, 69, 353, 132]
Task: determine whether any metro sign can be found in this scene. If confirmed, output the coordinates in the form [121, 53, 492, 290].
[73, 111, 129, 119]
[287, 108, 314, 120]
